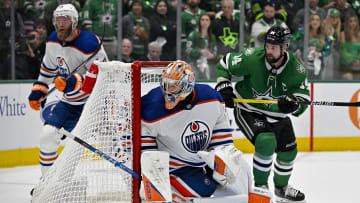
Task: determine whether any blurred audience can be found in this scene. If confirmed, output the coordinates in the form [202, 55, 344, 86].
[186, 14, 217, 80]
[149, 0, 176, 60]
[122, 0, 150, 60]
[82, 0, 118, 60]
[324, 0, 356, 31]
[4, 0, 360, 81]
[251, 2, 288, 47]
[291, 14, 331, 79]
[212, 0, 243, 60]
[181, 0, 205, 59]
[339, 14, 360, 80]
[323, 8, 342, 79]
[293, 0, 327, 33]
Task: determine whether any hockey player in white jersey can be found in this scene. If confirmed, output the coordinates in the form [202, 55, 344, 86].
[140, 61, 252, 202]
[28, 3, 108, 180]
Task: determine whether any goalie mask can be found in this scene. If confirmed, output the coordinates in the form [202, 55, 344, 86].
[160, 61, 195, 110]
[53, 4, 78, 30]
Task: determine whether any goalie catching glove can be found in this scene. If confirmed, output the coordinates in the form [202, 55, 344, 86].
[277, 95, 300, 114]
[54, 73, 83, 93]
[215, 80, 236, 108]
[197, 145, 243, 186]
[28, 81, 49, 111]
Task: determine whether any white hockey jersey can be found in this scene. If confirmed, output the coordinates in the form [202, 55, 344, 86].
[38, 29, 108, 105]
[141, 84, 234, 172]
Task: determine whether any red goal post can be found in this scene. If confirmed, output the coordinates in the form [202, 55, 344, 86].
[31, 61, 171, 203]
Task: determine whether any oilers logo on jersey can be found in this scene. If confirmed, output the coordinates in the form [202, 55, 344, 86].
[181, 121, 210, 153]
[56, 56, 70, 77]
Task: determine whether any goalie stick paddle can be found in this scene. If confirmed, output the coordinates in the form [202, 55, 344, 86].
[58, 128, 173, 202]
[58, 128, 141, 179]
[45, 27, 106, 99]
[233, 98, 360, 107]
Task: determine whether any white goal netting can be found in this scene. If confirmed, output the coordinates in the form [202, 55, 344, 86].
[31, 61, 169, 203]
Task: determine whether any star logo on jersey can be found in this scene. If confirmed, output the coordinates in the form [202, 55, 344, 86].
[181, 121, 210, 153]
[252, 87, 277, 108]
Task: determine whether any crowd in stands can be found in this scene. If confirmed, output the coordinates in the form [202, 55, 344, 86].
[2, 0, 360, 80]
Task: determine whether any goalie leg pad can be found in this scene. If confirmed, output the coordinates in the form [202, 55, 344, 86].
[140, 151, 172, 202]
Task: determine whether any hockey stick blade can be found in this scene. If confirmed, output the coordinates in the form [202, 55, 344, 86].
[45, 27, 106, 99]
[233, 98, 360, 107]
[58, 128, 141, 180]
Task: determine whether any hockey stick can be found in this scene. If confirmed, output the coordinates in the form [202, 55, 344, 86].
[58, 127, 172, 202]
[59, 127, 141, 179]
[45, 27, 106, 99]
[233, 98, 360, 107]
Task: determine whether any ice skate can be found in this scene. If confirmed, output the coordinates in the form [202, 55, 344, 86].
[275, 185, 306, 203]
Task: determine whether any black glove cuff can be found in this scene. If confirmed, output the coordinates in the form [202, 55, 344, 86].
[215, 81, 232, 92]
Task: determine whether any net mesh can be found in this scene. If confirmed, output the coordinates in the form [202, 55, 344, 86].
[31, 61, 167, 203]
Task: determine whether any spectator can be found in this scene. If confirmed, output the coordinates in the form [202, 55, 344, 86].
[323, 0, 357, 31]
[123, 0, 150, 60]
[0, 0, 30, 79]
[181, 0, 206, 58]
[128, 0, 158, 18]
[323, 8, 342, 79]
[34, 19, 48, 41]
[15, 30, 44, 79]
[82, 0, 118, 60]
[149, 0, 176, 60]
[120, 38, 135, 63]
[291, 14, 331, 79]
[339, 14, 360, 80]
[212, 0, 242, 60]
[142, 41, 162, 61]
[293, 0, 327, 32]
[251, 2, 288, 47]
[249, 0, 287, 26]
[186, 14, 217, 80]
[278, 0, 304, 33]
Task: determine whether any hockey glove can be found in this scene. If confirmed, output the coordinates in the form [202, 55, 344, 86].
[277, 95, 300, 114]
[215, 81, 236, 108]
[54, 73, 83, 93]
[82, 63, 99, 94]
[28, 81, 48, 111]
[198, 145, 243, 186]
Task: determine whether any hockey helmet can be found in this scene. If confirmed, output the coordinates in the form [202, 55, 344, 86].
[264, 25, 291, 47]
[160, 60, 195, 110]
[53, 4, 78, 30]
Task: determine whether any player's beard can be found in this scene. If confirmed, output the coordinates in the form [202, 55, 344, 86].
[266, 53, 282, 64]
[57, 26, 72, 41]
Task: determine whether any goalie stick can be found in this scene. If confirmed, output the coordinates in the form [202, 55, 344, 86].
[44, 27, 106, 100]
[59, 127, 141, 179]
[233, 98, 360, 107]
[58, 128, 172, 202]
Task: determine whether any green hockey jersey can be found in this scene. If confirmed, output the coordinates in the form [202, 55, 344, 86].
[216, 47, 310, 118]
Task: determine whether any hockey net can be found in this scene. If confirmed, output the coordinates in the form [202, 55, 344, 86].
[31, 61, 170, 203]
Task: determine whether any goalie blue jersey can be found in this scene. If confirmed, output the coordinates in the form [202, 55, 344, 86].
[37, 29, 108, 105]
[141, 84, 233, 172]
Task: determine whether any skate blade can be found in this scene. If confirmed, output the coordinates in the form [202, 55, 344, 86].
[275, 197, 307, 203]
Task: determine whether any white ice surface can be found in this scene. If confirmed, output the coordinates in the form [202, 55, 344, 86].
[0, 151, 359, 203]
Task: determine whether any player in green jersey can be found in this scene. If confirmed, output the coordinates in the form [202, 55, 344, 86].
[215, 26, 309, 203]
